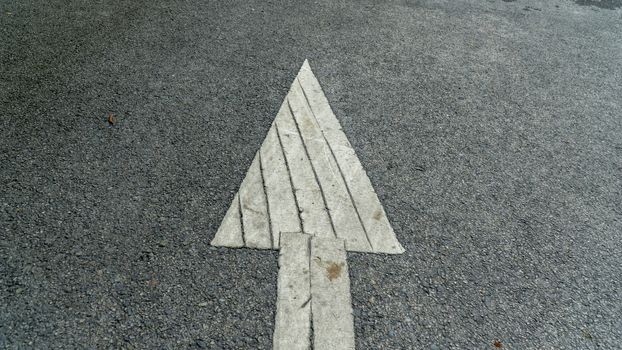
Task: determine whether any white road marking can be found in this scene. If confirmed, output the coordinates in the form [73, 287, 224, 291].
[310, 235, 355, 350]
[296, 60, 405, 254]
[273, 232, 355, 350]
[212, 60, 403, 253]
[275, 102, 334, 239]
[260, 127, 301, 248]
[288, 81, 373, 252]
[210, 193, 244, 247]
[211, 60, 406, 349]
[239, 155, 272, 249]
[273, 232, 311, 350]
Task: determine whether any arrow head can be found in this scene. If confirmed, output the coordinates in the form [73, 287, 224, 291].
[212, 60, 405, 255]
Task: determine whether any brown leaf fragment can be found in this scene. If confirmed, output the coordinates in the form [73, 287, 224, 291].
[494, 340, 502, 348]
[107, 113, 116, 126]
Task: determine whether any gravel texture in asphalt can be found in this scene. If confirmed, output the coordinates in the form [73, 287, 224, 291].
[1, 0, 621, 349]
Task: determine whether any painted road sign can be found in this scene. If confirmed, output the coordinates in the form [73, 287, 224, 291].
[211, 60, 405, 349]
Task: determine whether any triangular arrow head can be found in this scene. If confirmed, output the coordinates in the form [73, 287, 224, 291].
[211, 60, 405, 254]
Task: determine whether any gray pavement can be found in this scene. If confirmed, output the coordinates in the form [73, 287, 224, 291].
[1, 0, 621, 349]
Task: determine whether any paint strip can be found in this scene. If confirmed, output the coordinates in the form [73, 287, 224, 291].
[273, 232, 311, 350]
[310, 235, 355, 350]
[211, 193, 244, 248]
[239, 155, 272, 249]
[260, 127, 301, 248]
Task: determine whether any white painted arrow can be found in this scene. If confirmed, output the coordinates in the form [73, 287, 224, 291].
[212, 60, 405, 349]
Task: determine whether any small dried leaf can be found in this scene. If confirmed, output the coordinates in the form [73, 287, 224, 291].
[107, 113, 116, 126]
[494, 340, 502, 348]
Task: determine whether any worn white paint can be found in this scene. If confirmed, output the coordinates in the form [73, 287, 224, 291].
[210, 193, 244, 248]
[288, 81, 372, 252]
[275, 103, 334, 240]
[239, 155, 272, 249]
[310, 236, 355, 350]
[211, 60, 407, 349]
[295, 60, 405, 254]
[273, 232, 311, 350]
[273, 232, 355, 350]
[211, 60, 403, 254]
[260, 127, 301, 248]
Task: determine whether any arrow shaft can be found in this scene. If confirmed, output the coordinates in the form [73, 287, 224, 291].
[274, 232, 355, 350]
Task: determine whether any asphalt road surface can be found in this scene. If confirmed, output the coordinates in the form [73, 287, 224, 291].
[1, 0, 621, 349]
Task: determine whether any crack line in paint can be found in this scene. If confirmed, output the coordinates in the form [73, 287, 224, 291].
[287, 98, 337, 238]
[238, 194, 246, 246]
[258, 152, 275, 249]
[274, 122, 304, 235]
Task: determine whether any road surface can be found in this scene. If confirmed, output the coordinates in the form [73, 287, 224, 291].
[1, 0, 621, 349]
